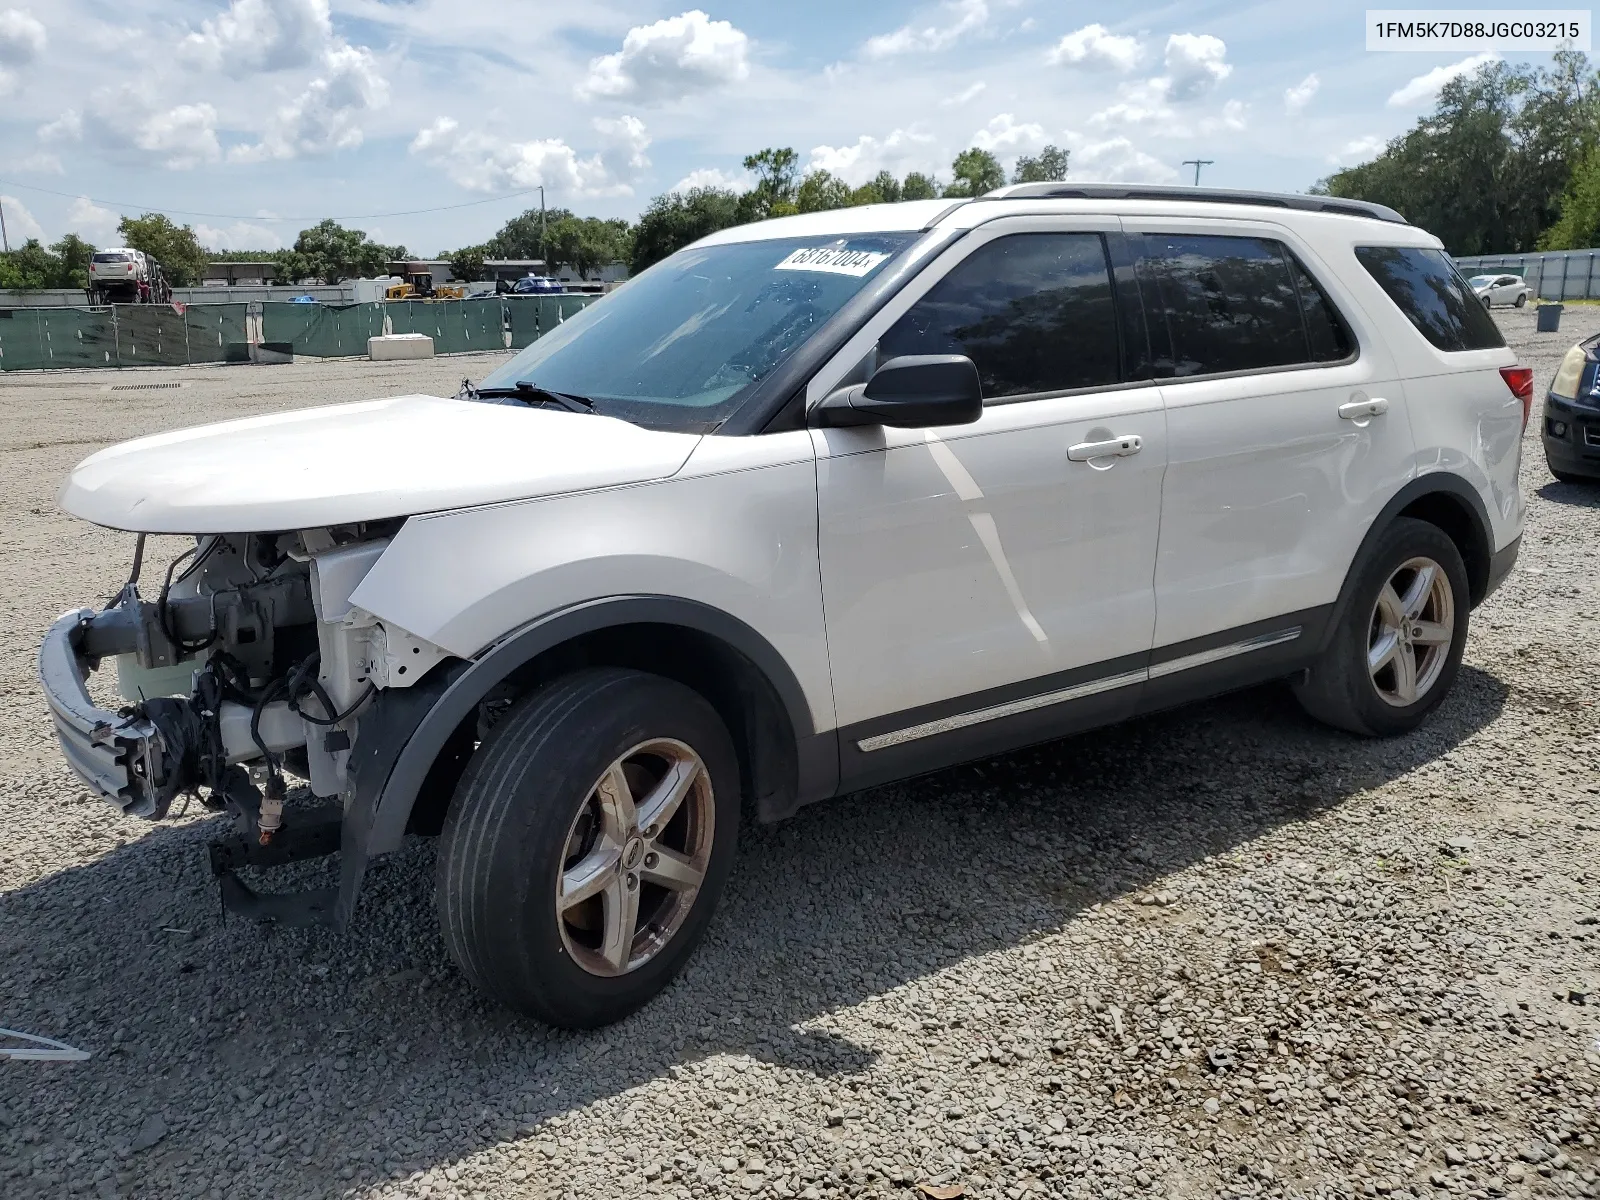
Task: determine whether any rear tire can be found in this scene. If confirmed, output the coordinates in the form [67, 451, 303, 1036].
[437, 668, 741, 1028]
[1293, 518, 1469, 737]
[1514, 293, 1528, 308]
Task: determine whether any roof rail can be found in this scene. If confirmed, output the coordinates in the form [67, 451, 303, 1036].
[987, 183, 1407, 225]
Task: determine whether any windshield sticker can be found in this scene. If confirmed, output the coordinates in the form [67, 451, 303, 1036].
[774, 247, 890, 277]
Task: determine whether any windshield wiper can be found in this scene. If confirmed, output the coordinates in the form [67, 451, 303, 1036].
[473, 380, 597, 414]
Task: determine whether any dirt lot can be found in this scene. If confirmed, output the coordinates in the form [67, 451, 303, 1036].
[1, 314, 1598, 1200]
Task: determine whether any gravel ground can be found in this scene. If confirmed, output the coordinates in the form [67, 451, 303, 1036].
[2, 314, 1598, 1200]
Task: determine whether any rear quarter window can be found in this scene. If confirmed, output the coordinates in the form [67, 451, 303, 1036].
[1354, 246, 1505, 352]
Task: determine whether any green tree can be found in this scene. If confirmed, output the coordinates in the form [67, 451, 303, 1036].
[846, 170, 903, 206]
[485, 207, 577, 262]
[1318, 54, 1600, 254]
[544, 216, 634, 277]
[631, 187, 743, 272]
[448, 244, 489, 282]
[795, 169, 852, 213]
[1013, 145, 1070, 184]
[942, 148, 1006, 198]
[1540, 141, 1600, 248]
[738, 147, 801, 220]
[49, 233, 96, 288]
[0, 238, 62, 289]
[118, 212, 210, 286]
[289, 218, 405, 283]
[901, 172, 940, 200]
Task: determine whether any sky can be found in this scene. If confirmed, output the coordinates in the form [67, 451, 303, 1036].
[0, 0, 1564, 256]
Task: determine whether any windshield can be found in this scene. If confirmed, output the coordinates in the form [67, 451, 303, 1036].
[477, 232, 920, 431]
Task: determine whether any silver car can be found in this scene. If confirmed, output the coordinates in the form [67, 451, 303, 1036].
[1469, 273, 1534, 309]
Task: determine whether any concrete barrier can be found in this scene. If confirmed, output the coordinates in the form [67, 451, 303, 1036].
[368, 333, 434, 360]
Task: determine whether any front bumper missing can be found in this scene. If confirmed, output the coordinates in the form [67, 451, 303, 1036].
[38, 609, 172, 817]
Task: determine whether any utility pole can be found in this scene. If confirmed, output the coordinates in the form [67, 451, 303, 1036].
[1182, 159, 1214, 186]
[538, 186, 546, 268]
[0, 195, 9, 254]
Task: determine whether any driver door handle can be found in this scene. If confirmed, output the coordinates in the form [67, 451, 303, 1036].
[1067, 434, 1142, 462]
[1338, 398, 1389, 420]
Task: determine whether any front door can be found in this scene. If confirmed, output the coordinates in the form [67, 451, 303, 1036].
[809, 220, 1167, 789]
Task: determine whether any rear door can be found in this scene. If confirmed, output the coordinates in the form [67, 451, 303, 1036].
[1122, 219, 1415, 698]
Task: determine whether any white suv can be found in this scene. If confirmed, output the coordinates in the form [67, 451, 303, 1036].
[40, 186, 1528, 1027]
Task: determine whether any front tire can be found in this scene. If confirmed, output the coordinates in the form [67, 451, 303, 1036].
[1293, 518, 1470, 737]
[437, 668, 741, 1028]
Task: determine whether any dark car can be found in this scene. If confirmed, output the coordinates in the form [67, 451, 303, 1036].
[1543, 333, 1600, 483]
[510, 275, 563, 295]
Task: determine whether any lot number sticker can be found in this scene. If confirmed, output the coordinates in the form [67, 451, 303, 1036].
[774, 246, 890, 277]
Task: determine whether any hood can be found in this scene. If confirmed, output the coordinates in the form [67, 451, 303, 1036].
[60, 394, 704, 533]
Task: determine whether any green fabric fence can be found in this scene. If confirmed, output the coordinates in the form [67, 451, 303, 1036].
[0, 296, 600, 371]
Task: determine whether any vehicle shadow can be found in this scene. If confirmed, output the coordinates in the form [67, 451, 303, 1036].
[1, 665, 1509, 1198]
[1535, 478, 1600, 507]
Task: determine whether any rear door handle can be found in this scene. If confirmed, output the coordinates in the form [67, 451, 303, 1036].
[1338, 398, 1389, 421]
[1067, 434, 1142, 461]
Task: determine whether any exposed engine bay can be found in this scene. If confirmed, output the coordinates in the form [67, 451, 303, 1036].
[38, 524, 453, 904]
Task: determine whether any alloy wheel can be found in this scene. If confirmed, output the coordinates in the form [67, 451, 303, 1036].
[555, 738, 715, 977]
[1367, 556, 1454, 708]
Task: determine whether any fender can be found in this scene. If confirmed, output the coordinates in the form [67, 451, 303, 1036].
[1316, 471, 1496, 657]
[332, 595, 832, 929]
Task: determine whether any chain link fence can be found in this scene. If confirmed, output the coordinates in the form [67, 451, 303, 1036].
[0, 296, 597, 372]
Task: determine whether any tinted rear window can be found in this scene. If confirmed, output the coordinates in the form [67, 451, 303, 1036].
[1138, 233, 1353, 377]
[91, 252, 132, 263]
[1355, 246, 1505, 351]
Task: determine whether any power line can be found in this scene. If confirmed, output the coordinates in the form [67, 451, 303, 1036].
[0, 178, 549, 223]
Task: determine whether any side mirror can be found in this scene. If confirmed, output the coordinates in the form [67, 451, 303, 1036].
[813, 355, 983, 429]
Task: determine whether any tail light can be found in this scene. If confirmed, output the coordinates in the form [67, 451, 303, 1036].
[1500, 365, 1534, 430]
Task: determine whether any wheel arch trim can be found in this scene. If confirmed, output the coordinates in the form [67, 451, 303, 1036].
[333, 595, 826, 929]
[1323, 472, 1495, 655]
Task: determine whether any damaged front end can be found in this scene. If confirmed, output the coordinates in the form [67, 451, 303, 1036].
[38, 526, 451, 927]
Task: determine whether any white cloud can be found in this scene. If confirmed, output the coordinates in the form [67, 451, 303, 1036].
[1387, 52, 1494, 108]
[0, 8, 46, 65]
[44, 87, 222, 169]
[195, 220, 285, 251]
[1202, 99, 1248, 133]
[671, 166, 750, 193]
[972, 113, 1047, 156]
[1328, 135, 1386, 165]
[230, 44, 388, 160]
[1090, 78, 1173, 128]
[580, 10, 749, 101]
[1284, 72, 1319, 115]
[1163, 33, 1231, 101]
[807, 127, 939, 186]
[65, 196, 121, 244]
[15, 151, 60, 173]
[0, 194, 44, 243]
[864, 0, 988, 58]
[1066, 135, 1178, 183]
[409, 115, 651, 197]
[180, 0, 331, 72]
[1046, 23, 1140, 72]
[943, 81, 986, 106]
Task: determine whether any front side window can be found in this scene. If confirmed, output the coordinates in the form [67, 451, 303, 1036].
[476, 232, 920, 432]
[878, 232, 1121, 397]
[1139, 233, 1352, 377]
[1354, 245, 1505, 352]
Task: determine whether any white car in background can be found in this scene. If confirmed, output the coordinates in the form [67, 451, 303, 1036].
[1469, 273, 1534, 308]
